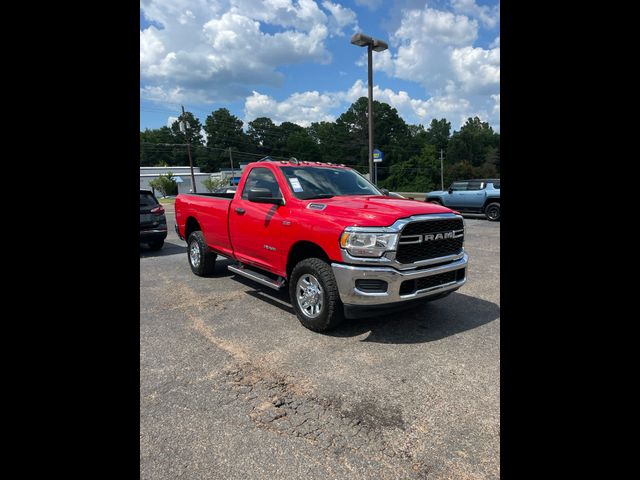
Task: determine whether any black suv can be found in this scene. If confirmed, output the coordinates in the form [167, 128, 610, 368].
[140, 189, 167, 250]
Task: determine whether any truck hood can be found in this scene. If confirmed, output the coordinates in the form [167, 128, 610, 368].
[304, 195, 457, 228]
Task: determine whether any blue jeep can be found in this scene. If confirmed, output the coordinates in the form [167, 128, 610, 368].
[425, 179, 500, 221]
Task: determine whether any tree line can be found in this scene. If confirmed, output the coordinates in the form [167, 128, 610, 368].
[140, 97, 500, 192]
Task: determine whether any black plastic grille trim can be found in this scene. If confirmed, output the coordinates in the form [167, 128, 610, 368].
[399, 270, 457, 296]
[355, 279, 388, 293]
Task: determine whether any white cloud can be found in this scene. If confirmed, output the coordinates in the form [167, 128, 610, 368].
[491, 94, 500, 114]
[450, 0, 500, 29]
[451, 46, 500, 94]
[244, 79, 500, 131]
[167, 116, 179, 127]
[141, 85, 207, 104]
[490, 35, 499, 48]
[384, 7, 482, 98]
[356, 3, 500, 128]
[321, 1, 359, 35]
[245, 90, 340, 126]
[141, 0, 357, 105]
[229, 0, 327, 31]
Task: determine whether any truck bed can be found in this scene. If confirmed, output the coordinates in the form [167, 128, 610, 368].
[175, 193, 235, 258]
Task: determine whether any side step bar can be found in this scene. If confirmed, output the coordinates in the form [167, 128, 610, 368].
[228, 264, 285, 291]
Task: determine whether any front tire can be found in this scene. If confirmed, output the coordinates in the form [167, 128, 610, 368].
[485, 202, 501, 221]
[187, 231, 217, 276]
[289, 258, 344, 332]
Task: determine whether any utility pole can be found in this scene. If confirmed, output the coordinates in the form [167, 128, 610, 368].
[229, 147, 235, 186]
[181, 105, 197, 193]
[440, 149, 444, 191]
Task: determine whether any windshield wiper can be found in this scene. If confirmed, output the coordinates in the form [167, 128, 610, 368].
[304, 194, 335, 199]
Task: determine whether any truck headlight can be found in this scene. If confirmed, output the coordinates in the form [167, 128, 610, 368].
[340, 230, 399, 257]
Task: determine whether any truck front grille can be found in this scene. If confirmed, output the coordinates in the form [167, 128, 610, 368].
[395, 218, 464, 264]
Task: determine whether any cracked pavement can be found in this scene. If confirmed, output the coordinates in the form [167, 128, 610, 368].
[140, 206, 500, 479]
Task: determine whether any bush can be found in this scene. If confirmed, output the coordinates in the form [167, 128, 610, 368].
[149, 173, 177, 197]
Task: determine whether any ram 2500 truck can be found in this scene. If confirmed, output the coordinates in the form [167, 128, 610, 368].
[175, 158, 468, 332]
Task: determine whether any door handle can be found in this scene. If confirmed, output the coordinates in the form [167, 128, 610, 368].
[235, 208, 245, 215]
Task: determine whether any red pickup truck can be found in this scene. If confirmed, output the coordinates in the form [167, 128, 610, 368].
[175, 158, 468, 332]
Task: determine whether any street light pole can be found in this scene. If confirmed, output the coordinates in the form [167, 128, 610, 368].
[351, 33, 388, 186]
[367, 44, 374, 184]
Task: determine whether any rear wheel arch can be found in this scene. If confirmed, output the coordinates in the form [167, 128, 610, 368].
[184, 217, 201, 241]
[483, 198, 500, 209]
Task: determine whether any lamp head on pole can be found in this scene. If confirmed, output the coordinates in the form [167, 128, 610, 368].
[350, 33, 388, 52]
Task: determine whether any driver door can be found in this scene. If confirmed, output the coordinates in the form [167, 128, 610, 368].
[228, 167, 285, 272]
[443, 181, 468, 207]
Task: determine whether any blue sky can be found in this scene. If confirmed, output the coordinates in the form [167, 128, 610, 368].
[140, 0, 499, 134]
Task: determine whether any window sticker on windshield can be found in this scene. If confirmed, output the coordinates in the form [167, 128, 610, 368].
[289, 177, 304, 192]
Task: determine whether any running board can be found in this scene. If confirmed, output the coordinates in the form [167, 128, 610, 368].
[228, 264, 285, 290]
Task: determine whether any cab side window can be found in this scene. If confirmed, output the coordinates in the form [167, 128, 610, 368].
[450, 182, 468, 191]
[241, 167, 281, 200]
[466, 181, 484, 190]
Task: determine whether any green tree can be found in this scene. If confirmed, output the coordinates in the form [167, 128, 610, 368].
[308, 121, 355, 164]
[286, 131, 321, 160]
[425, 118, 451, 154]
[140, 127, 177, 166]
[247, 117, 277, 154]
[270, 122, 305, 157]
[336, 97, 412, 178]
[380, 144, 440, 192]
[204, 108, 247, 151]
[170, 111, 204, 146]
[149, 173, 177, 197]
[447, 117, 499, 166]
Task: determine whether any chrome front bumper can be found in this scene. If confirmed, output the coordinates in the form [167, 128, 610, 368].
[331, 253, 468, 306]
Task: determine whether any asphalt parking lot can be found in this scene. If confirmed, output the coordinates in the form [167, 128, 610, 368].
[140, 204, 500, 479]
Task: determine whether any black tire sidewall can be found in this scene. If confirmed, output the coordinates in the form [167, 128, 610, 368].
[485, 203, 500, 221]
[187, 231, 216, 275]
[289, 258, 343, 332]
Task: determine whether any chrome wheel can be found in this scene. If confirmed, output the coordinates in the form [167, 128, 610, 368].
[296, 274, 324, 319]
[189, 241, 201, 268]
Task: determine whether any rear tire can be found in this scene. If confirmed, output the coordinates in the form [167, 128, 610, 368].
[188, 231, 217, 276]
[428, 199, 442, 205]
[148, 239, 164, 251]
[289, 258, 344, 332]
[485, 202, 501, 221]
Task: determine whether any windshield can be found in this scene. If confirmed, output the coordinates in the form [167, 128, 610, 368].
[280, 166, 381, 200]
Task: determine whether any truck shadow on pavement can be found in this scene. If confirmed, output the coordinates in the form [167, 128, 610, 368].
[230, 268, 499, 343]
[330, 293, 499, 343]
[139, 241, 187, 258]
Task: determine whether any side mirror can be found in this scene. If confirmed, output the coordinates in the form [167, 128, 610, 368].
[448, 187, 453, 194]
[247, 187, 284, 205]
[380, 188, 390, 196]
